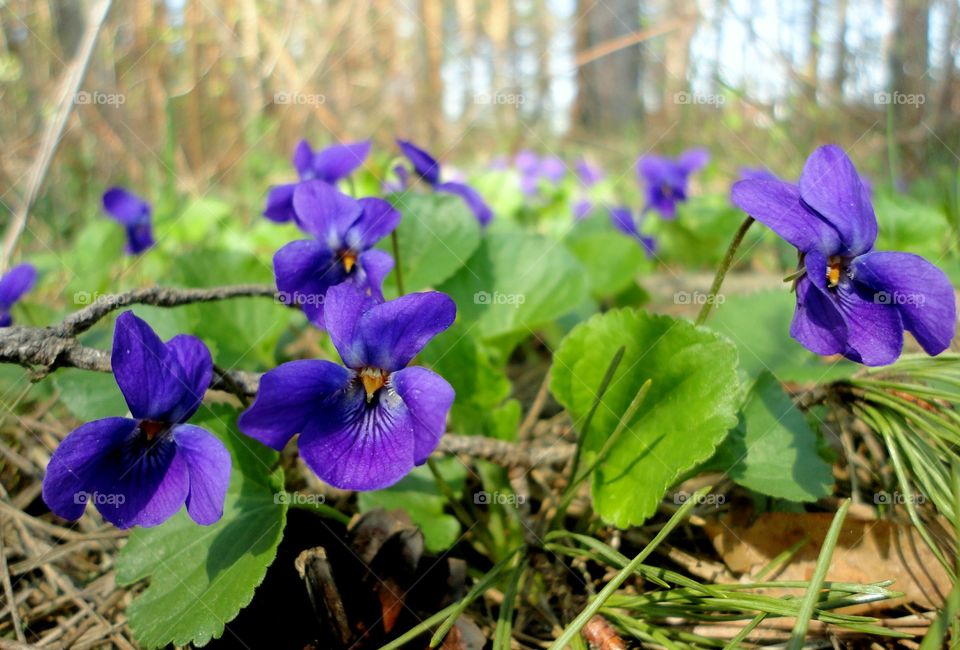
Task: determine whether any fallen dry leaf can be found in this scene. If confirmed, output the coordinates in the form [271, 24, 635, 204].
[704, 511, 954, 611]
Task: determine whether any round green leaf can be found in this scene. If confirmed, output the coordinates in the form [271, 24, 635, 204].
[551, 309, 740, 527]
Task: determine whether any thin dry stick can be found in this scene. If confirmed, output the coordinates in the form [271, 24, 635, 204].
[0, 523, 25, 642]
[0, 0, 113, 270]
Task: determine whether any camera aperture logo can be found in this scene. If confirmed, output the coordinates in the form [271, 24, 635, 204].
[474, 290, 525, 308]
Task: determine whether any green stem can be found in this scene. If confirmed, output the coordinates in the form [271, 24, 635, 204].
[391, 230, 405, 296]
[695, 216, 754, 326]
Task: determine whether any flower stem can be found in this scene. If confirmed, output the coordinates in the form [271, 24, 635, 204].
[391, 230, 405, 296]
[695, 216, 754, 326]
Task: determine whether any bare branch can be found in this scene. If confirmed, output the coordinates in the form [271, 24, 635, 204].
[58, 284, 277, 337]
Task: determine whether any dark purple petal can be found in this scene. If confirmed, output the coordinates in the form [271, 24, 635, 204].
[327, 286, 456, 371]
[790, 275, 847, 356]
[397, 139, 441, 186]
[637, 155, 671, 185]
[357, 249, 394, 303]
[798, 144, 877, 255]
[0, 263, 37, 309]
[42, 417, 137, 521]
[238, 360, 351, 450]
[678, 148, 709, 174]
[436, 181, 493, 226]
[804, 251, 903, 365]
[165, 334, 213, 422]
[610, 206, 638, 237]
[298, 382, 417, 490]
[348, 197, 401, 249]
[312, 140, 372, 183]
[172, 424, 230, 525]
[90, 434, 189, 528]
[274, 240, 344, 325]
[125, 221, 155, 255]
[292, 180, 363, 244]
[648, 187, 679, 218]
[391, 366, 453, 463]
[102, 187, 151, 226]
[731, 179, 842, 254]
[852, 251, 957, 356]
[263, 184, 297, 223]
[111, 312, 190, 421]
[292, 140, 314, 177]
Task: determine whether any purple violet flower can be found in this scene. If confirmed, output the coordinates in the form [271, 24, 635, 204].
[0, 264, 37, 327]
[102, 187, 154, 254]
[637, 149, 709, 219]
[732, 144, 956, 366]
[610, 206, 657, 257]
[42, 312, 230, 528]
[573, 158, 604, 219]
[274, 180, 399, 327]
[238, 284, 456, 490]
[394, 139, 493, 226]
[264, 139, 372, 224]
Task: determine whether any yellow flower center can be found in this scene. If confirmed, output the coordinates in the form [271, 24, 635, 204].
[359, 367, 388, 402]
[826, 257, 843, 288]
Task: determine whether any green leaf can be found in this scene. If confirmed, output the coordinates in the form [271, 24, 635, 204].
[53, 370, 126, 421]
[439, 232, 588, 339]
[709, 290, 855, 383]
[564, 218, 651, 298]
[419, 324, 520, 439]
[357, 460, 467, 552]
[551, 309, 739, 527]
[164, 197, 233, 246]
[707, 372, 834, 501]
[172, 250, 292, 368]
[116, 406, 286, 649]
[381, 192, 481, 293]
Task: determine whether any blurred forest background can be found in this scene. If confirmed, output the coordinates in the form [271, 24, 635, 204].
[1, 0, 959, 237]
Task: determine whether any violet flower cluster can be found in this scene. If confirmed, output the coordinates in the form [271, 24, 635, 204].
[637, 148, 709, 218]
[733, 144, 956, 365]
[42, 312, 230, 528]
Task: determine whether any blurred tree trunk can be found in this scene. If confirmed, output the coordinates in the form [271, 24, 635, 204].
[711, 0, 727, 93]
[804, 0, 820, 104]
[831, 0, 849, 99]
[888, 0, 931, 177]
[663, 0, 697, 121]
[573, 0, 642, 131]
[418, 0, 444, 144]
[934, 0, 959, 135]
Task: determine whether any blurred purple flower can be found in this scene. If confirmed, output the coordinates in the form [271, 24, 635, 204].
[102, 187, 154, 254]
[393, 139, 493, 226]
[732, 144, 956, 366]
[0, 264, 36, 327]
[42, 312, 230, 528]
[637, 149, 709, 219]
[264, 139, 372, 224]
[610, 206, 656, 257]
[274, 180, 399, 327]
[575, 158, 604, 187]
[238, 284, 455, 490]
